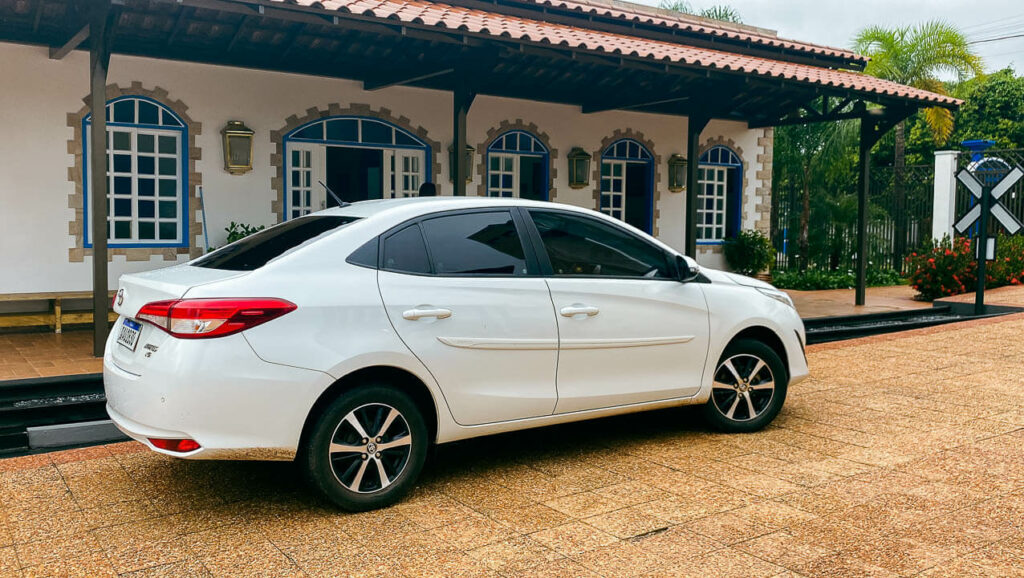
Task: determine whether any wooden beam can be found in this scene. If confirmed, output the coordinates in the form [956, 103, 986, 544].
[49, 23, 89, 60]
[684, 113, 711, 257]
[89, 1, 114, 357]
[226, 15, 252, 52]
[854, 106, 914, 305]
[747, 100, 868, 128]
[166, 5, 191, 47]
[583, 95, 689, 114]
[32, 0, 45, 33]
[363, 67, 454, 91]
[452, 83, 475, 196]
[277, 22, 306, 62]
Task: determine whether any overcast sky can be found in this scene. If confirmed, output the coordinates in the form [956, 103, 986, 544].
[632, 0, 1024, 77]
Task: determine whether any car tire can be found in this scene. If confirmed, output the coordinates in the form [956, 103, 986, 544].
[302, 385, 428, 511]
[701, 338, 788, 433]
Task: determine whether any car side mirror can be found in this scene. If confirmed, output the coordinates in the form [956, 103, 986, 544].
[676, 255, 701, 282]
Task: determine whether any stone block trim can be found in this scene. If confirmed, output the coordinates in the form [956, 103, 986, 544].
[270, 103, 442, 222]
[753, 127, 774, 236]
[700, 134, 749, 233]
[67, 82, 203, 263]
[591, 129, 662, 237]
[475, 119, 559, 201]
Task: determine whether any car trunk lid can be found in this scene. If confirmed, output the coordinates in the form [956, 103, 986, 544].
[110, 265, 247, 372]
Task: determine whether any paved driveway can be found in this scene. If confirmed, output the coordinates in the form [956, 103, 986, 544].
[1, 315, 1023, 577]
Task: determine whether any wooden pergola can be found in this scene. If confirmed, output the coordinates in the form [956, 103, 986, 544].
[0, 0, 959, 355]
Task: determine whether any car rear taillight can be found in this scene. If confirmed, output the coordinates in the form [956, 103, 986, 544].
[135, 298, 297, 339]
[148, 438, 201, 453]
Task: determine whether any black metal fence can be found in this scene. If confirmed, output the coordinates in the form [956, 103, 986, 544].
[771, 164, 934, 273]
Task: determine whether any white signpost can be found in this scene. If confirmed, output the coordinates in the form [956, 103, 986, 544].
[954, 167, 1024, 314]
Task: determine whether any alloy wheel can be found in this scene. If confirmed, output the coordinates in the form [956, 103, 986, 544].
[710, 353, 776, 422]
[328, 403, 413, 493]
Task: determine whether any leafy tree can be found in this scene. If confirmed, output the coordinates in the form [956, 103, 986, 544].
[698, 5, 742, 23]
[657, 0, 742, 23]
[873, 68, 1024, 166]
[853, 21, 983, 267]
[773, 120, 857, 270]
[952, 68, 1024, 148]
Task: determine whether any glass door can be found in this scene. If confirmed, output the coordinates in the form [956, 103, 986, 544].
[287, 144, 325, 218]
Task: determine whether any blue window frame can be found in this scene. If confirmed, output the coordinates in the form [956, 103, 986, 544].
[83, 96, 188, 248]
[485, 130, 549, 200]
[697, 145, 743, 244]
[283, 116, 432, 219]
[600, 138, 655, 233]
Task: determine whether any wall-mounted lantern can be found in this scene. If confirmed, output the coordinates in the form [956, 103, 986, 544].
[221, 120, 255, 175]
[448, 144, 475, 183]
[567, 147, 591, 189]
[667, 153, 688, 192]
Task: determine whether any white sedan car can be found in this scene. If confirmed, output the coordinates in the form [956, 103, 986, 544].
[105, 197, 807, 511]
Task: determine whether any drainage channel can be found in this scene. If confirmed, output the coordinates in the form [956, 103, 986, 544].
[803, 302, 1022, 345]
[0, 373, 125, 456]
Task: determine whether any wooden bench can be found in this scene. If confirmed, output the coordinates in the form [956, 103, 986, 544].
[0, 291, 118, 333]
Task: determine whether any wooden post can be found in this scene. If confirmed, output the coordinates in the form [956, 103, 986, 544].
[855, 118, 872, 307]
[89, 2, 113, 357]
[54, 298, 63, 334]
[452, 85, 475, 196]
[684, 114, 710, 257]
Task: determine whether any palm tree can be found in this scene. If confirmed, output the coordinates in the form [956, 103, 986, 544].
[853, 21, 983, 268]
[658, 1, 742, 23]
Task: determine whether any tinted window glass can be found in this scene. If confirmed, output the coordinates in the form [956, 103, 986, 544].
[383, 224, 431, 274]
[193, 216, 358, 271]
[529, 211, 671, 278]
[420, 212, 528, 276]
[347, 237, 378, 269]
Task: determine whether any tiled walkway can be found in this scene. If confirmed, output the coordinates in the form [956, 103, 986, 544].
[0, 332, 100, 380]
[786, 284, 930, 319]
[1, 313, 1023, 576]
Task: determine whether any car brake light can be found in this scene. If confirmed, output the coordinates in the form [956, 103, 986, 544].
[135, 298, 296, 339]
[148, 438, 201, 452]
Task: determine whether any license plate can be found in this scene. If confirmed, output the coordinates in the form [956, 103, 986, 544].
[117, 318, 142, 352]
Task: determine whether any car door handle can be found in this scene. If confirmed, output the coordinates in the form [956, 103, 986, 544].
[560, 305, 599, 318]
[402, 307, 452, 321]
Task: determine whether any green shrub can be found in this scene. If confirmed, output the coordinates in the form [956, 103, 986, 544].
[771, 266, 903, 291]
[225, 221, 266, 244]
[723, 230, 774, 276]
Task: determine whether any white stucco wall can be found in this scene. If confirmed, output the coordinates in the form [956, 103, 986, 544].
[0, 42, 769, 293]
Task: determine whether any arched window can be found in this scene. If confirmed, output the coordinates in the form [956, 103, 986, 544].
[600, 138, 654, 233]
[84, 96, 187, 247]
[486, 130, 549, 200]
[697, 145, 742, 242]
[284, 116, 431, 218]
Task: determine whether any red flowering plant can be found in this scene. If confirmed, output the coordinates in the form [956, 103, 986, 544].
[907, 234, 1024, 301]
[987, 234, 1024, 286]
[905, 235, 975, 301]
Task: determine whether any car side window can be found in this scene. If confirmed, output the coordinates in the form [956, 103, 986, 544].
[382, 224, 431, 274]
[420, 211, 528, 276]
[528, 210, 672, 278]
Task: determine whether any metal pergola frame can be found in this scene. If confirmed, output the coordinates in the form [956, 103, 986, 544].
[0, 0, 957, 355]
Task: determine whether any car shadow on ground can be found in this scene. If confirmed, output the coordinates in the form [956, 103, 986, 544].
[137, 404, 721, 511]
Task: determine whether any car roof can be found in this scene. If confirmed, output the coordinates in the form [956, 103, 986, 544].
[316, 196, 593, 220]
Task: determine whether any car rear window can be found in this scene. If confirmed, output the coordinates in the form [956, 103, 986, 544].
[193, 216, 359, 271]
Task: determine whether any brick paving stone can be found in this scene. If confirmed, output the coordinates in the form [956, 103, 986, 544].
[2, 312, 1024, 576]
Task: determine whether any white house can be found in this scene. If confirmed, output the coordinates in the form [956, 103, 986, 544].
[0, 0, 955, 345]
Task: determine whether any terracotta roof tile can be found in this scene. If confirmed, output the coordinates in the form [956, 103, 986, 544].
[279, 0, 961, 107]
[524, 0, 866, 63]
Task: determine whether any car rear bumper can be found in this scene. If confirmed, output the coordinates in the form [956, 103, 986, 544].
[103, 329, 334, 461]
